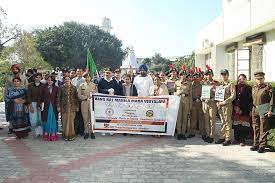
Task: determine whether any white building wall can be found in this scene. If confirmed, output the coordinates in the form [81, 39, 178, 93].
[251, 0, 275, 28]
[196, 16, 223, 50]
[263, 29, 275, 82]
[223, 0, 250, 40]
[196, 0, 275, 81]
[215, 46, 227, 79]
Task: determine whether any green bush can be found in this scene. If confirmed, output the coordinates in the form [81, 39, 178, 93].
[267, 127, 275, 150]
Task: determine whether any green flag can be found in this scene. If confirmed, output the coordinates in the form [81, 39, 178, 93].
[86, 48, 97, 76]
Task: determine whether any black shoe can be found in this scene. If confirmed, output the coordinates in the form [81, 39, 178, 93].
[207, 137, 214, 143]
[202, 135, 207, 142]
[123, 133, 127, 136]
[222, 140, 231, 146]
[182, 135, 187, 140]
[90, 133, 96, 139]
[187, 134, 195, 138]
[177, 134, 182, 140]
[8, 129, 13, 134]
[84, 133, 89, 139]
[257, 147, 265, 153]
[215, 139, 225, 144]
[250, 145, 259, 151]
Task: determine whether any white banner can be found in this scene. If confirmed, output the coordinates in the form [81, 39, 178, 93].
[215, 87, 225, 102]
[91, 94, 180, 136]
[201, 85, 211, 99]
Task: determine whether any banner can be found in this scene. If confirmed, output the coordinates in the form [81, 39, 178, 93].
[91, 94, 180, 136]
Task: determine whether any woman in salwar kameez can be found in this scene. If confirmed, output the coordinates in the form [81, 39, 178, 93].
[5, 77, 29, 138]
[40, 75, 59, 141]
[57, 76, 78, 141]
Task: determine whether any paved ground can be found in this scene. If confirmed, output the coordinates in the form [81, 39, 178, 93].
[0, 102, 275, 183]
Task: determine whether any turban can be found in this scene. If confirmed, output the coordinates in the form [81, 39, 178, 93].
[11, 64, 21, 71]
[139, 64, 148, 72]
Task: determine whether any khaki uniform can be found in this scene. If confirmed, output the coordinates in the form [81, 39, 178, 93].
[252, 83, 273, 148]
[189, 81, 205, 135]
[218, 81, 236, 141]
[77, 82, 98, 133]
[174, 80, 192, 135]
[202, 79, 219, 139]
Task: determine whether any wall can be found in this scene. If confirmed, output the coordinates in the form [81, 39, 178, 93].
[263, 29, 275, 82]
[222, 0, 275, 41]
[196, 16, 223, 50]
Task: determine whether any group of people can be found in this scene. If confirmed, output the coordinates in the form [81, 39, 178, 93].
[2, 63, 274, 153]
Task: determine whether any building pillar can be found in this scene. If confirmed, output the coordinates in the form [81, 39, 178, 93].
[227, 52, 235, 80]
[251, 44, 263, 80]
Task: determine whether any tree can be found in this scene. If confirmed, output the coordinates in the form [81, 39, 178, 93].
[34, 21, 125, 70]
[0, 6, 21, 53]
[173, 51, 195, 71]
[142, 58, 152, 67]
[149, 53, 171, 72]
[151, 53, 170, 65]
[12, 32, 52, 70]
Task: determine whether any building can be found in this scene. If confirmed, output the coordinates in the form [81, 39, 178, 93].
[120, 46, 139, 74]
[101, 17, 112, 33]
[195, 0, 275, 81]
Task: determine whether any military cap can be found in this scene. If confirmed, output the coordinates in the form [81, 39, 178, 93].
[193, 72, 200, 78]
[205, 65, 213, 75]
[254, 71, 265, 78]
[104, 67, 112, 72]
[220, 69, 229, 75]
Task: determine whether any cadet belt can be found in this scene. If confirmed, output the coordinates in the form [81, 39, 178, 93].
[193, 98, 201, 102]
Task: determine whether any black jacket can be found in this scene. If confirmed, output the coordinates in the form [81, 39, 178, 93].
[112, 78, 124, 96]
[98, 78, 116, 94]
[122, 84, 138, 96]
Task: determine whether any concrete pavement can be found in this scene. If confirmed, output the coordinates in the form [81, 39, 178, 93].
[0, 102, 275, 183]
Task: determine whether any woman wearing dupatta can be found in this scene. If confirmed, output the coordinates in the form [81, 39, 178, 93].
[5, 77, 29, 138]
[232, 74, 253, 146]
[57, 76, 78, 141]
[40, 75, 59, 141]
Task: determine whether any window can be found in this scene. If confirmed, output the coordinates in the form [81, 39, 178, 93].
[237, 48, 250, 79]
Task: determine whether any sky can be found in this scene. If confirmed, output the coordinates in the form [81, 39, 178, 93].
[1, 0, 222, 58]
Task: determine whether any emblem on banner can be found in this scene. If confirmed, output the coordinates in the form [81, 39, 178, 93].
[146, 110, 154, 117]
[105, 108, 114, 116]
[104, 123, 110, 128]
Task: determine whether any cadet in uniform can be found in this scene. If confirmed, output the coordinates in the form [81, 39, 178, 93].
[250, 71, 274, 153]
[201, 65, 219, 143]
[215, 69, 236, 146]
[174, 68, 192, 140]
[188, 72, 205, 139]
[78, 72, 98, 139]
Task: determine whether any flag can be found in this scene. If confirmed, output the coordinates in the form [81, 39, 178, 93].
[86, 48, 97, 76]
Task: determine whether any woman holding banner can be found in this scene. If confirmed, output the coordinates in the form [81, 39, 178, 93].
[57, 76, 79, 141]
[78, 73, 98, 140]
